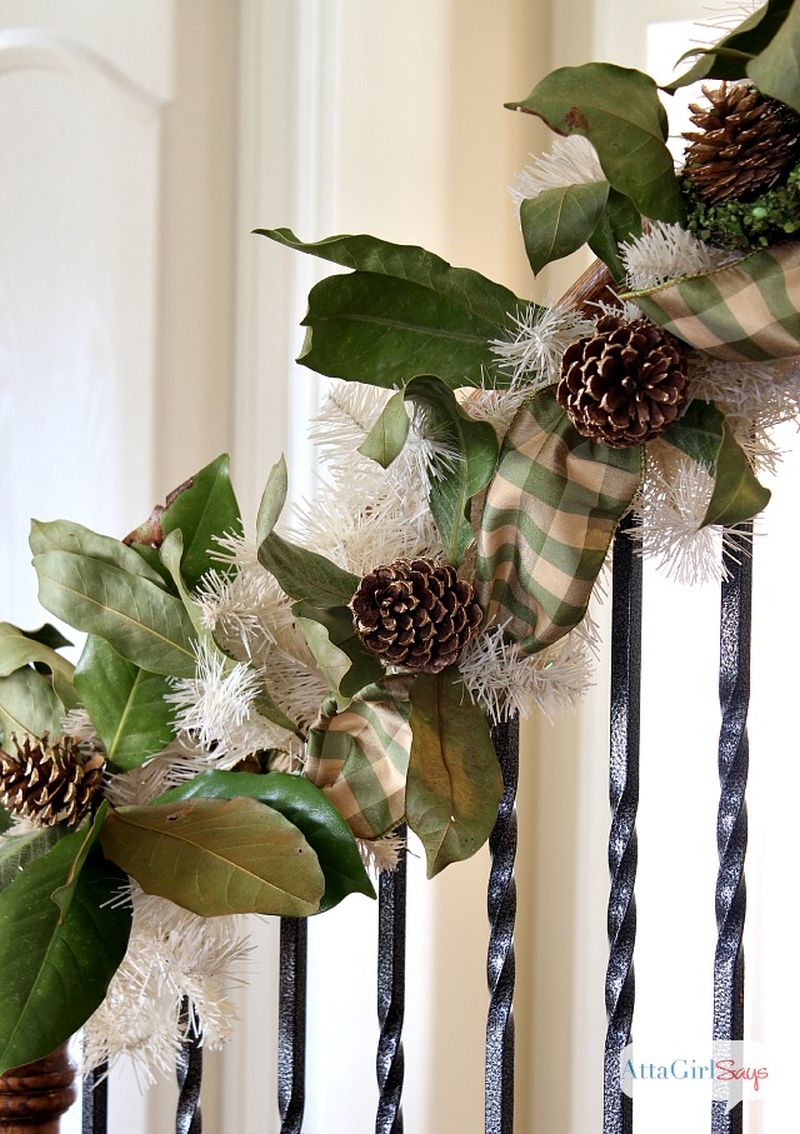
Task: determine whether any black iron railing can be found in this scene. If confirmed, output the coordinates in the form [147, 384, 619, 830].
[79, 522, 752, 1133]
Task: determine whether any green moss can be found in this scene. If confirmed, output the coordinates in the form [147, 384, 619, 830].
[682, 162, 800, 251]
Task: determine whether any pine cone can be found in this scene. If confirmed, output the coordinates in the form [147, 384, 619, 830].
[0, 735, 105, 828]
[683, 82, 800, 205]
[557, 315, 688, 448]
[351, 558, 483, 674]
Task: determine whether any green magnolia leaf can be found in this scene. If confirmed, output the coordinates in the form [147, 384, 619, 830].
[74, 637, 175, 772]
[588, 188, 642, 283]
[508, 63, 685, 223]
[159, 455, 242, 589]
[159, 530, 211, 642]
[156, 770, 375, 911]
[520, 182, 610, 274]
[258, 532, 360, 608]
[258, 229, 523, 327]
[252, 689, 303, 738]
[256, 456, 289, 547]
[406, 669, 502, 878]
[405, 376, 499, 565]
[663, 399, 725, 467]
[748, 1, 800, 111]
[0, 667, 65, 748]
[665, 0, 791, 90]
[664, 400, 771, 527]
[0, 827, 63, 892]
[0, 623, 77, 710]
[20, 625, 72, 652]
[258, 231, 526, 391]
[124, 542, 177, 592]
[33, 550, 197, 678]
[30, 519, 168, 590]
[293, 602, 383, 701]
[704, 424, 772, 526]
[100, 796, 325, 917]
[0, 809, 131, 1073]
[358, 391, 411, 468]
[298, 272, 511, 390]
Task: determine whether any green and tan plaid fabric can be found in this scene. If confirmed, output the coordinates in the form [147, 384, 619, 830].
[476, 390, 642, 654]
[304, 678, 413, 840]
[626, 241, 800, 361]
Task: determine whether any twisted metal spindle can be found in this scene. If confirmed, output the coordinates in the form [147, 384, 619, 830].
[81, 1063, 108, 1134]
[175, 1000, 202, 1134]
[485, 716, 519, 1134]
[278, 917, 308, 1134]
[711, 528, 751, 1134]
[604, 519, 642, 1134]
[376, 828, 407, 1134]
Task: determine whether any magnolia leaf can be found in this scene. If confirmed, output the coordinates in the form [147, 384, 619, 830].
[704, 424, 772, 526]
[358, 391, 410, 468]
[293, 602, 383, 701]
[156, 770, 374, 911]
[258, 532, 359, 608]
[256, 456, 289, 547]
[252, 688, 303, 738]
[508, 63, 685, 223]
[405, 376, 499, 565]
[159, 455, 242, 589]
[0, 810, 131, 1074]
[33, 550, 197, 678]
[406, 669, 502, 878]
[299, 272, 512, 390]
[665, 0, 791, 90]
[0, 623, 77, 710]
[663, 400, 771, 527]
[0, 827, 63, 892]
[159, 530, 211, 642]
[100, 797, 325, 917]
[747, 1, 800, 111]
[30, 519, 168, 590]
[520, 181, 609, 274]
[258, 228, 524, 390]
[257, 229, 523, 328]
[588, 187, 642, 283]
[0, 667, 65, 748]
[74, 637, 175, 772]
[20, 625, 72, 651]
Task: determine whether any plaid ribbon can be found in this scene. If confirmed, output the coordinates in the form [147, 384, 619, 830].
[625, 241, 800, 361]
[476, 389, 642, 653]
[304, 678, 413, 840]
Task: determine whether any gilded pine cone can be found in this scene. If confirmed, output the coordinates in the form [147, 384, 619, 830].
[351, 557, 483, 674]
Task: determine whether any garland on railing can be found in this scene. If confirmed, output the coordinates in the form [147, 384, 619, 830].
[1, 1, 799, 1085]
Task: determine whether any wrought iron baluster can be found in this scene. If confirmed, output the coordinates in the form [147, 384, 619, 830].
[604, 519, 642, 1134]
[376, 828, 407, 1134]
[81, 1063, 108, 1134]
[278, 917, 308, 1134]
[711, 529, 751, 1134]
[175, 1000, 202, 1134]
[485, 716, 519, 1134]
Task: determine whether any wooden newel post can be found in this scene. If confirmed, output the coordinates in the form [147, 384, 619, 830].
[0, 1046, 76, 1133]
